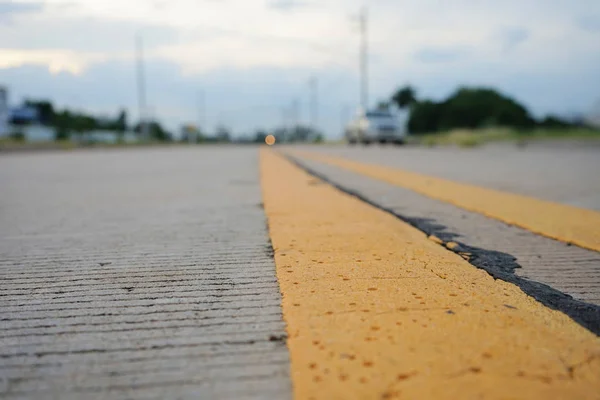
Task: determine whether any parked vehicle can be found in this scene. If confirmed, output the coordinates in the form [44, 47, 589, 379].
[345, 109, 406, 145]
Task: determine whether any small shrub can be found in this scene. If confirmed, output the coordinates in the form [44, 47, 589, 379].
[457, 136, 479, 148]
[422, 136, 438, 147]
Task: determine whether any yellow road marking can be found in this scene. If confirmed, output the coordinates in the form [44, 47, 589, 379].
[260, 149, 600, 400]
[289, 150, 600, 253]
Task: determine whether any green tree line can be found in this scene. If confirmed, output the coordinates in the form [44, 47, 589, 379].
[387, 86, 592, 135]
[16, 100, 173, 142]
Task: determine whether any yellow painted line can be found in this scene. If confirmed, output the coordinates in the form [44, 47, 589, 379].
[288, 150, 600, 253]
[260, 149, 600, 400]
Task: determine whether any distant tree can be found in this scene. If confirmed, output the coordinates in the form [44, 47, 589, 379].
[234, 135, 253, 144]
[24, 99, 55, 125]
[288, 125, 311, 142]
[215, 125, 232, 143]
[538, 115, 571, 129]
[391, 86, 417, 109]
[55, 129, 70, 141]
[438, 87, 534, 131]
[72, 115, 96, 135]
[53, 110, 72, 139]
[116, 109, 127, 132]
[376, 101, 390, 111]
[407, 100, 444, 134]
[404, 86, 535, 134]
[134, 121, 172, 142]
[150, 122, 171, 142]
[48, 108, 99, 140]
[253, 130, 267, 144]
[194, 128, 206, 144]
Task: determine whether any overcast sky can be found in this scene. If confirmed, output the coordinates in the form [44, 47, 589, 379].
[1, 0, 599, 137]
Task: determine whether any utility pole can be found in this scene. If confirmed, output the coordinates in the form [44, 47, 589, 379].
[280, 106, 288, 130]
[359, 7, 368, 113]
[309, 76, 318, 133]
[198, 90, 206, 131]
[341, 103, 351, 135]
[291, 98, 299, 130]
[136, 34, 149, 140]
[191, 90, 205, 144]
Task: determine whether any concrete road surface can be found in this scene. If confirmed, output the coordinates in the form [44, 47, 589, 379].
[296, 142, 600, 211]
[1, 145, 599, 399]
[0, 148, 291, 399]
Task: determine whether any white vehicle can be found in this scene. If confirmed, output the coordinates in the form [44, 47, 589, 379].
[345, 109, 406, 145]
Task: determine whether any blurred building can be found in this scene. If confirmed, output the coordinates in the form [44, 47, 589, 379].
[9, 105, 39, 124]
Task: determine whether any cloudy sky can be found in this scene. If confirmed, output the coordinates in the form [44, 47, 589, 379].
[1, 0, 599, 137]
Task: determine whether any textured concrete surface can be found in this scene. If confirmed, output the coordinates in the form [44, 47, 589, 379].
[0, 147, 291, 400]
[262, 150, 600, 400]
[295, 144, 600, 211]
[290, 155, 600, 334]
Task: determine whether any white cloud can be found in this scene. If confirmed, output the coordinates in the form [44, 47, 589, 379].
[4, 0, 599, 75]
[0, 49, 107, 75]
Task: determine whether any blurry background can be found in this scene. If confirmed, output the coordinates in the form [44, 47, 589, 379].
[1, 0, 599, 144]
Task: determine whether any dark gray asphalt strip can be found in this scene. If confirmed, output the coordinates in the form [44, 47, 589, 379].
[287, 154, 600, 335]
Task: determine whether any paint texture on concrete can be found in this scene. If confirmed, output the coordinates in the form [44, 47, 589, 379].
[261, 149, 600, 400]
[0, 148, 291, 400]
[290, 151, 600, 253]
[289, 155, 600, 335]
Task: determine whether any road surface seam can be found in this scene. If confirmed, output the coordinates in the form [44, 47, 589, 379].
[290, 150, 600, 253]
[261, 149, 600, 400]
